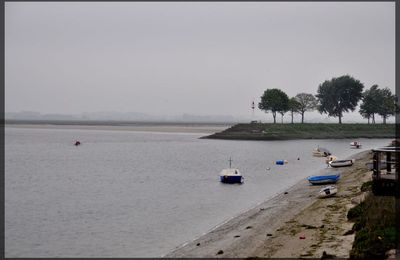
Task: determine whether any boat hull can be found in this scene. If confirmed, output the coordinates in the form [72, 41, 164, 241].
[307, 174, 340, 185]
[309, 179, 338, 184]
[220, 175, 243, 183]
[312, 151, 329, 157]
[350, 142, 362, 149]
[312, 148, 331, 157]
[318, 186, 338, 198]
[329, 159, 354, 168]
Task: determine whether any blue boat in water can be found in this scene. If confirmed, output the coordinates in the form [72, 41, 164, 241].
[219, 168, 243, 183]
[307, 173, 341, 185]
[219, 157, 243, 184]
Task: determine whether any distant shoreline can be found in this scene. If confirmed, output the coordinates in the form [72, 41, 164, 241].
[6, 121, 396, 139]
[4, 119, 234, 126]
[5, 120, 232, 134]
[202, 123, 396, 140]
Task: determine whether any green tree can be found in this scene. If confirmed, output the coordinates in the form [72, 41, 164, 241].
[359, 85, 380, 124]
[279, 110, 287, 124]
[295, 93, 317, 123]
[258, 88, 289, 124]
[359, 106, 372, 124]
[376, 87, 396, 124]
[288, 97, 301, 124]
[316, 75, 364, 124]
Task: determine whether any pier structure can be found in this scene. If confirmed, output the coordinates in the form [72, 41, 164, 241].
[371, 146, 399, 196]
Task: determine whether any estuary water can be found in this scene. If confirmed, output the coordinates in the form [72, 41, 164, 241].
[4, 125, 391, 257]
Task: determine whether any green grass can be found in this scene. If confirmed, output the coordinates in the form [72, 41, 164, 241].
[360, 181, 373, 192]
[205, 123, 396, 140]
[347, 191, 398, 259]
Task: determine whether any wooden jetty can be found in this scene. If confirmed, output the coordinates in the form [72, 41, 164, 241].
[371, 146, 399, 196]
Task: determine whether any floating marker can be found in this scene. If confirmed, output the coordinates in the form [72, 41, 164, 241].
[275, 160, 288, 165]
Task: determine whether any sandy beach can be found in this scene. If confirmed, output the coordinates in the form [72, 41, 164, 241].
[165, 150, 372, 258]
[5, 123, 232, 134]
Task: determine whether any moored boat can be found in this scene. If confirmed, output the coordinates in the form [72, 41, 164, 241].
[219, 168, 243, 183]
[219, 157, 243, 184]
[307, 173, 341, 185]
[350, 141, 362, 149]
[329, 159, 355, 168]
[312, 147, 331, 157]
[318, 185, 338, 198]
[325, 155, 338, 164]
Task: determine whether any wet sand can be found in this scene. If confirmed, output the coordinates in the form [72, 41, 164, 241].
[165, 150, 372, 258]
[5, 123, 232, 134]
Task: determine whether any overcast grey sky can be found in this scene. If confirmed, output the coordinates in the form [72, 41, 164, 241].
[5, 2, 395, 121]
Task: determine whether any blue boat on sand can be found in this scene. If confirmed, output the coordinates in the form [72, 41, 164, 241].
[307, 173, 341, 185]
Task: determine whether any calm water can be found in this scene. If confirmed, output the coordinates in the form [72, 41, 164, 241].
[5, 126, 391, 257]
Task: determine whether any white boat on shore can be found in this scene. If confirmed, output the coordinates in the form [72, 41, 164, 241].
[350, 141, 362, 149]
[329, 159, 355, 168]
[318, 185, 337, 198]
[325, 155, 338, 164]
[312, 147, 331, 157]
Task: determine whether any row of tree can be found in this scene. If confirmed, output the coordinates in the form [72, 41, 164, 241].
[258, 75, 397, 124]
[359, 85, 397, 124]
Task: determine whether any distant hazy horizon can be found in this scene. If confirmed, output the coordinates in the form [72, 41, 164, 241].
[6, 2, 395, 122]
[5, 109, 396, 124]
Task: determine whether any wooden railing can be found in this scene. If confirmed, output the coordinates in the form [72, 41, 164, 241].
[371, 147, 399, 196]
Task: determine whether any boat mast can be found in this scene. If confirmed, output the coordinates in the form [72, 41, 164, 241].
[229, 157, 232, 168]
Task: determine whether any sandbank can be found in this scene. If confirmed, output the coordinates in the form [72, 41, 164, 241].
[5, 123, 231, 134]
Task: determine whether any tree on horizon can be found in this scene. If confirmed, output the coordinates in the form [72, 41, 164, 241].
[316, 75, 364, 124]
[258, 88, 289, 124]
[359, 85, 380, 124]
[359, 85, 396, 124]
[288, 97, 301, 124]
[376, 87, 397, 124]
[295, 93, 317, 123]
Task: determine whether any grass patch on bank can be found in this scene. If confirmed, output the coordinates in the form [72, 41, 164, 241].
[205, 123, 395, 140]
[360, 181, 373, 192]
[347, 190, 398, 259]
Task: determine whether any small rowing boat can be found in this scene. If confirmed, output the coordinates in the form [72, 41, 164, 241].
[312, 147, 331, 157]
[318, 185, 338, 198]
[325, 155, 338, 164]
[307, 173, 341, 185]
[329, 159, 355, 168]
[350, 141, 362, 149]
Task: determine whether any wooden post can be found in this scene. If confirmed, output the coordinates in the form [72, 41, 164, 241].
[387, 151, 392, 173]
[373, 151, 380, 179]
